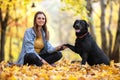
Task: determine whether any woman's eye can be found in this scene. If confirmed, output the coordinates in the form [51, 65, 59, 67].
[37, 17, 45, 20]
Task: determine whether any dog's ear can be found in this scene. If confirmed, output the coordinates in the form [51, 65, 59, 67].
[85, 20, 89, 27]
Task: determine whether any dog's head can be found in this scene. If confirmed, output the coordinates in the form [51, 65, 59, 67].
[73, 20, 89, 36]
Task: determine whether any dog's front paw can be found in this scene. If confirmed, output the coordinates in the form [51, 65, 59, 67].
[58, 46, 65, 51]
[56, 45, 67, 51]
[63, 44, 70, 47]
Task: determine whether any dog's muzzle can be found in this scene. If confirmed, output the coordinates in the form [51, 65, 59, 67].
[74, 23, 80, 29]
[74, 23, 82, 32]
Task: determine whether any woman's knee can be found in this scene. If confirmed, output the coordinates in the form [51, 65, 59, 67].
[24, 53, 43, 66]
[24, 53, 37, 60]
[24, 53, 36, 64]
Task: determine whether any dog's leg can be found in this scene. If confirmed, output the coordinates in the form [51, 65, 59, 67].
[79, 52, 88, 65]
[64, 44, 79, 53]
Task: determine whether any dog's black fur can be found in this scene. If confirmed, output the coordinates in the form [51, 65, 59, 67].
[64, 20, 110, 66]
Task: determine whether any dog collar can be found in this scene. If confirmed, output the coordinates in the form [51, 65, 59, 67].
[78, 32, 89, 39]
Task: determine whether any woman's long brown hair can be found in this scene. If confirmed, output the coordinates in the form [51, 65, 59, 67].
[33, 11, 48, 40]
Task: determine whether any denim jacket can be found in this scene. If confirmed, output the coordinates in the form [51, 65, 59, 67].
[16, 27, 56, 65]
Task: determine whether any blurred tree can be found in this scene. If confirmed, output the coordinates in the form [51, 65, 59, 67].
[107, 0, 113, 58]
[0, 0, 42, 62]
[101, 0, 120, 62]
[100, 0, 107, 54]
[8, 27, 13, 62]
[111, 6, 120, 62]
[86, 0, 96, 40]
[61, 0, 88, 20]
[0, 0, 10, 62]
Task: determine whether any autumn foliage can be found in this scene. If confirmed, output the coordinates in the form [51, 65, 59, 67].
[0, 60, 120, 80]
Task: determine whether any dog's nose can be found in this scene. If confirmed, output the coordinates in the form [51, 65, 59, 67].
[75, 24, 80, 29]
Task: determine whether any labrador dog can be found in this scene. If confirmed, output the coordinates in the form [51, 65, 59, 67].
[63, 20, 110, 66]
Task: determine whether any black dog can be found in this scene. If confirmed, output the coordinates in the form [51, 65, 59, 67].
[64, 20, 110, 66]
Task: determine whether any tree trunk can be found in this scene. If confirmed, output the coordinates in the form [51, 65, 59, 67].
[86, 0, 96, 40]
[107, 0, 113, 58]
[0, 6, 9, 62]
[0, 8, 1, 61]
[100, 0, 107, 54]
[111, 6, 120, 62]
[1, 23, 7, 62]
[9, 35, 13, 62]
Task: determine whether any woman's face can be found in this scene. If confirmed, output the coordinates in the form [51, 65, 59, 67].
[36, 14, 46, 27]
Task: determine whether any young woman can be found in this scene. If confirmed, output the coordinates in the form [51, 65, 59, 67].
[17, 11, 63, 66]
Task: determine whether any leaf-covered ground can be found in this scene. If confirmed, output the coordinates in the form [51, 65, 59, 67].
[0, 60, 120, 80]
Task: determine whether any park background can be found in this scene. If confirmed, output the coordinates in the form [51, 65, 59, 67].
[0, 0, 120, 63]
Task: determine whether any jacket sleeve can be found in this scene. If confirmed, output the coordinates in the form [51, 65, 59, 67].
[46, 41, 56, 53]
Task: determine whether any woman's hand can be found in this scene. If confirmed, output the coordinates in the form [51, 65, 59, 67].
[41, 59, 53, 67]
[55, 44, 68, 51]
